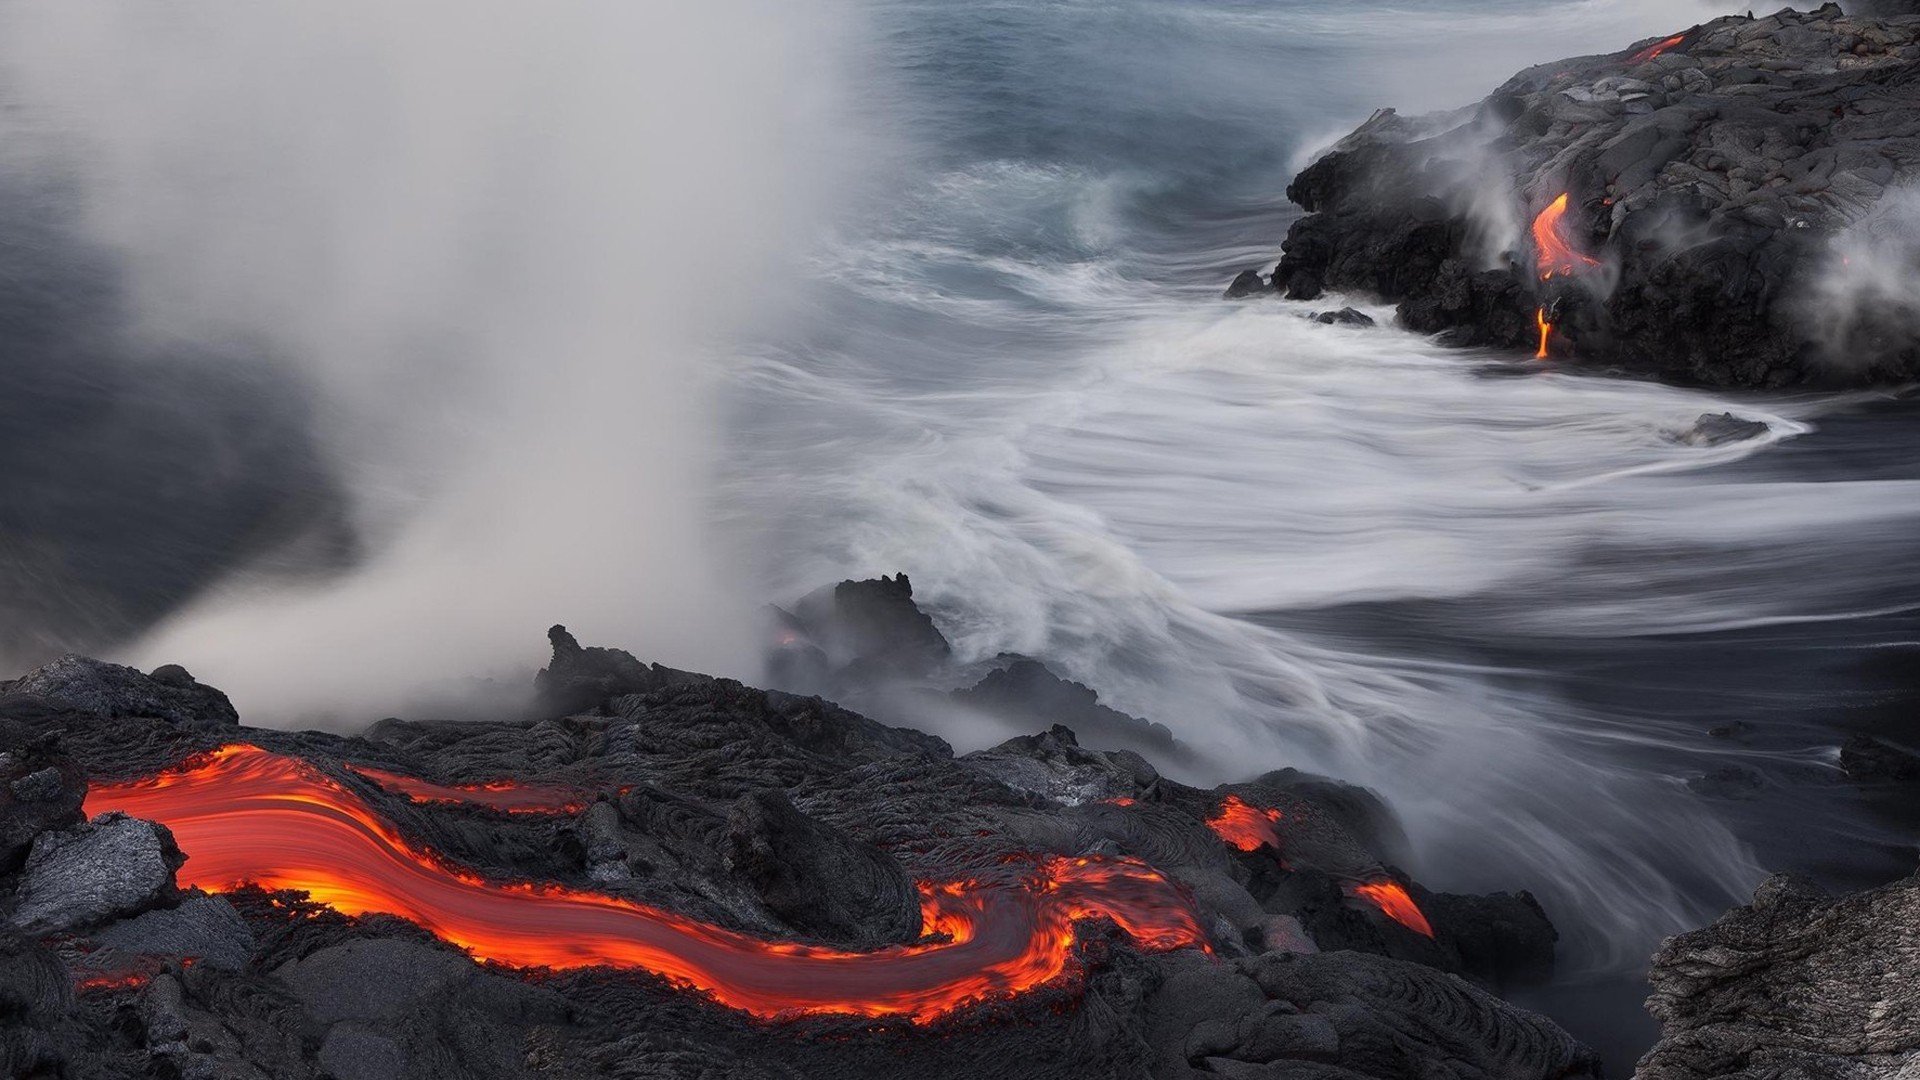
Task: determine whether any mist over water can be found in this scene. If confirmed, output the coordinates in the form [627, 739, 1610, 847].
[0, 0, 860, 720]
[722, 0, 1920, 999]
[6, 0, 1920, 1064]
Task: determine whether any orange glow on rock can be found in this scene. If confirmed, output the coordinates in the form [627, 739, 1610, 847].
[85, 745, 1209, 1022]
[1531, 194, 1600, 281]
[1535, 307, 1552, 360]
[1349, 881, 1434, 938]
[346, 763, 590, 814]
[1205, 795, 1284, 853]
[1626, 33, 1686, 65]
[72, 968, 157, 994]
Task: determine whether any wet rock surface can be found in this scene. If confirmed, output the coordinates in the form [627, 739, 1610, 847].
[1639, 871, 1920, 1078]
[0, 630, 1598, 1078]
[1675, 412, 1772, 446]
[1242, 4, 1920, 387]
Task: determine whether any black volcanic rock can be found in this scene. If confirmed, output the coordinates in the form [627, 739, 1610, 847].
[954, 658, 1179, 756]
[0, 726, 85, 872]
[1839, 732, 1920, 780]
[1640, 872, 1920, 1078]
[0, 629, 1595, 1080]
[7, 812, 183, 935]
[92, 895, 255, 972]
[534, 624, 657, 714]
[961, 724, 1161, 805]
[1147, 950, 1597, 1079]
[1676, 411, 1772, 446]
[782, 573, 954, 683]
[1223, 269, 1271, 299]
[1308, 306, 1376, 327]
[3, 655, 238, 727]
[724, 789, 922, 948]
[1267, 4, 1920, 387]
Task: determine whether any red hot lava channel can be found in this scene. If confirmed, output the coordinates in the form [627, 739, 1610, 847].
[84, 745, 1208, 1022]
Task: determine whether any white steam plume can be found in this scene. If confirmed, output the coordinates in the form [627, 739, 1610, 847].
[1804, 183, 1920, 372]
[0, 1, 859, 723]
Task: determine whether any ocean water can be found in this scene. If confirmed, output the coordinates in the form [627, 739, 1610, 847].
[720, 0, 1920, 1062]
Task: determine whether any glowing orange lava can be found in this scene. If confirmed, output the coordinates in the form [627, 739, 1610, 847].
[85, 746, 1209, 1022]
[347, 763, 589, 814]
[73, 969, 157, 994]
[1202, 794, 1434, 939]
[1349, 881, 1434, 938]
[1531, 194, 1600, 281]
[1535, 306, 1552, 360]
[1626, 33, 1686, 65]
[1204, 794, 1284, 853]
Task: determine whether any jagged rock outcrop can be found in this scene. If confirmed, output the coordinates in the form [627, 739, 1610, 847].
[1639, 871, 1920, 1078]
[777, 573, 954, 684]
[954, 659, 1180, 756]
[1241, 4, 1920, 387]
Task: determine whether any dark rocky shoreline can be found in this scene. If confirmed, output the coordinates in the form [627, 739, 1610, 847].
[0, 576, 1911, 1078]
[1232, 4, 1920, 388]
[1, 595, 1587, 1079]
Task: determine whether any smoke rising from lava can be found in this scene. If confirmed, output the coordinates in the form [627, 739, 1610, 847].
[0, 1, 861, 723]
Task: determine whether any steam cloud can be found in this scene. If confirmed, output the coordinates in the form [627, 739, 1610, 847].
[0, 1, 858, 723]
[1804, 183, 1920, 370]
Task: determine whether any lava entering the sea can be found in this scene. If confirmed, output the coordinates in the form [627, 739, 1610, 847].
[1528, 193, 1602, 359]
[1205, 794, 1284, 853]
[85, 745, 1209, 1022]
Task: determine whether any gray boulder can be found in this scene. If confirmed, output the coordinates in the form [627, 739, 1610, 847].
[4, 655, 238, 726]
[9, 811, 182, 934]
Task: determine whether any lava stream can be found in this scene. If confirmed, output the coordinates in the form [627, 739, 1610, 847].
[346, 762, 590, 814]
[1535, 307, 1552, 360]
[1531, 194, 1600, 281]
[1626, 33, 1686, 65]
[1348, 882, 1434, 938]
[85, 745, 1208, 1022]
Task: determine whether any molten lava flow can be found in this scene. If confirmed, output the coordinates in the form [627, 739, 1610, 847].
[1201, 793, 1433, 939]
[72, 968, 157, 994]
[1349, 881, 1434, 938]
[346, 763, 588, 814]
[1626, 33, 1686, 65]
[1535, 307, 1552, 360]
[1531, 194, 1600, 281]
[1204, 794, 1284, 853]
[86, 746, 1208, 1022]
